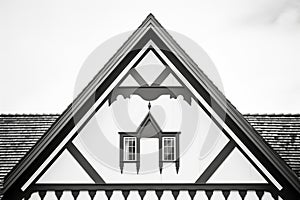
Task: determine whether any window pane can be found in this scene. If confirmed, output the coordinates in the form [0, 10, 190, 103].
[124, 137, 136, 161]
[163, 137, 176, 161]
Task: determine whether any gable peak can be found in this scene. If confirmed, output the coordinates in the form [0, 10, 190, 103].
[140, 13, 163, 29]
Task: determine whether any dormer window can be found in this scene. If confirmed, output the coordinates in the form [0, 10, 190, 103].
[119, 111, 180, 174]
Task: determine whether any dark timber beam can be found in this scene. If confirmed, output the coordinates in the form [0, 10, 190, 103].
[67, 142, 105, 183]
[31, 183, 275, 192]
[129, 69, 148, 86]
[152, 68, 171, 86]
[196, 141, 235, 183]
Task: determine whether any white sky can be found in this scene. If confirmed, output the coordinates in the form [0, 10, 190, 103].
[0, 0, 300, 114]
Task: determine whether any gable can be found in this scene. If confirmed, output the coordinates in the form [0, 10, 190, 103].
[28, 42, 277, 186]
[1, 14, 300, 200]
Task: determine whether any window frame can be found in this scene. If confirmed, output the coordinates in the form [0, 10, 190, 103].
[162, 137, 176, 161]
[123, 137, 137, 161]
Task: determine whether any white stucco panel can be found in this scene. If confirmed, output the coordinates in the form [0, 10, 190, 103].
[207, 148, 267, 183]
[37, 149, 94, 184]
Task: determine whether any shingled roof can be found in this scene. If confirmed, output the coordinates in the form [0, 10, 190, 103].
[0, 114, 59, 190]
[0, 113, 299, 193]
[244, 114, 300, 178]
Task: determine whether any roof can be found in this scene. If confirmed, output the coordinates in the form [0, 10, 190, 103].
[1, 14, 300, 199]
[0, 114, 59, 189]
[244, 114, 300, 178]
[0, 113, 299, 189]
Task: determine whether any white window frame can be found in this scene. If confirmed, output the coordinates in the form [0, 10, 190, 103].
[162, 137, 176, 161]
[124, 137, 137, 161]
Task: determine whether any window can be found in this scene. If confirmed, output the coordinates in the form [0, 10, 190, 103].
[163, 137, 176, 161]
[124, 137, 136, 161]
[119, 130, 180, 173]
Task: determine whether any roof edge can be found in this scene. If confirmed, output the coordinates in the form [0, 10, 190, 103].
[244, 113, 300, 116]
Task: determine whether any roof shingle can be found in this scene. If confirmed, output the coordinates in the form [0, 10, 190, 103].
[0, 114, 59, 189]
[244, 114, 300, 178]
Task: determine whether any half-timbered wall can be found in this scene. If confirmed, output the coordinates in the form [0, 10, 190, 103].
[25, 44, 280, 200]
[36, 46, 268, 185]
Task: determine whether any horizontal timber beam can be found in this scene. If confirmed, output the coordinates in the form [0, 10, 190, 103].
[31, 183, 275, 192]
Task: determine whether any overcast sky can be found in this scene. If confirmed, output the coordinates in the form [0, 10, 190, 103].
[0, 0, 300, 114]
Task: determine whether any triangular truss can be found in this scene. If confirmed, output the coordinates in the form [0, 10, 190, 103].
[109, 46, 192, 105]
